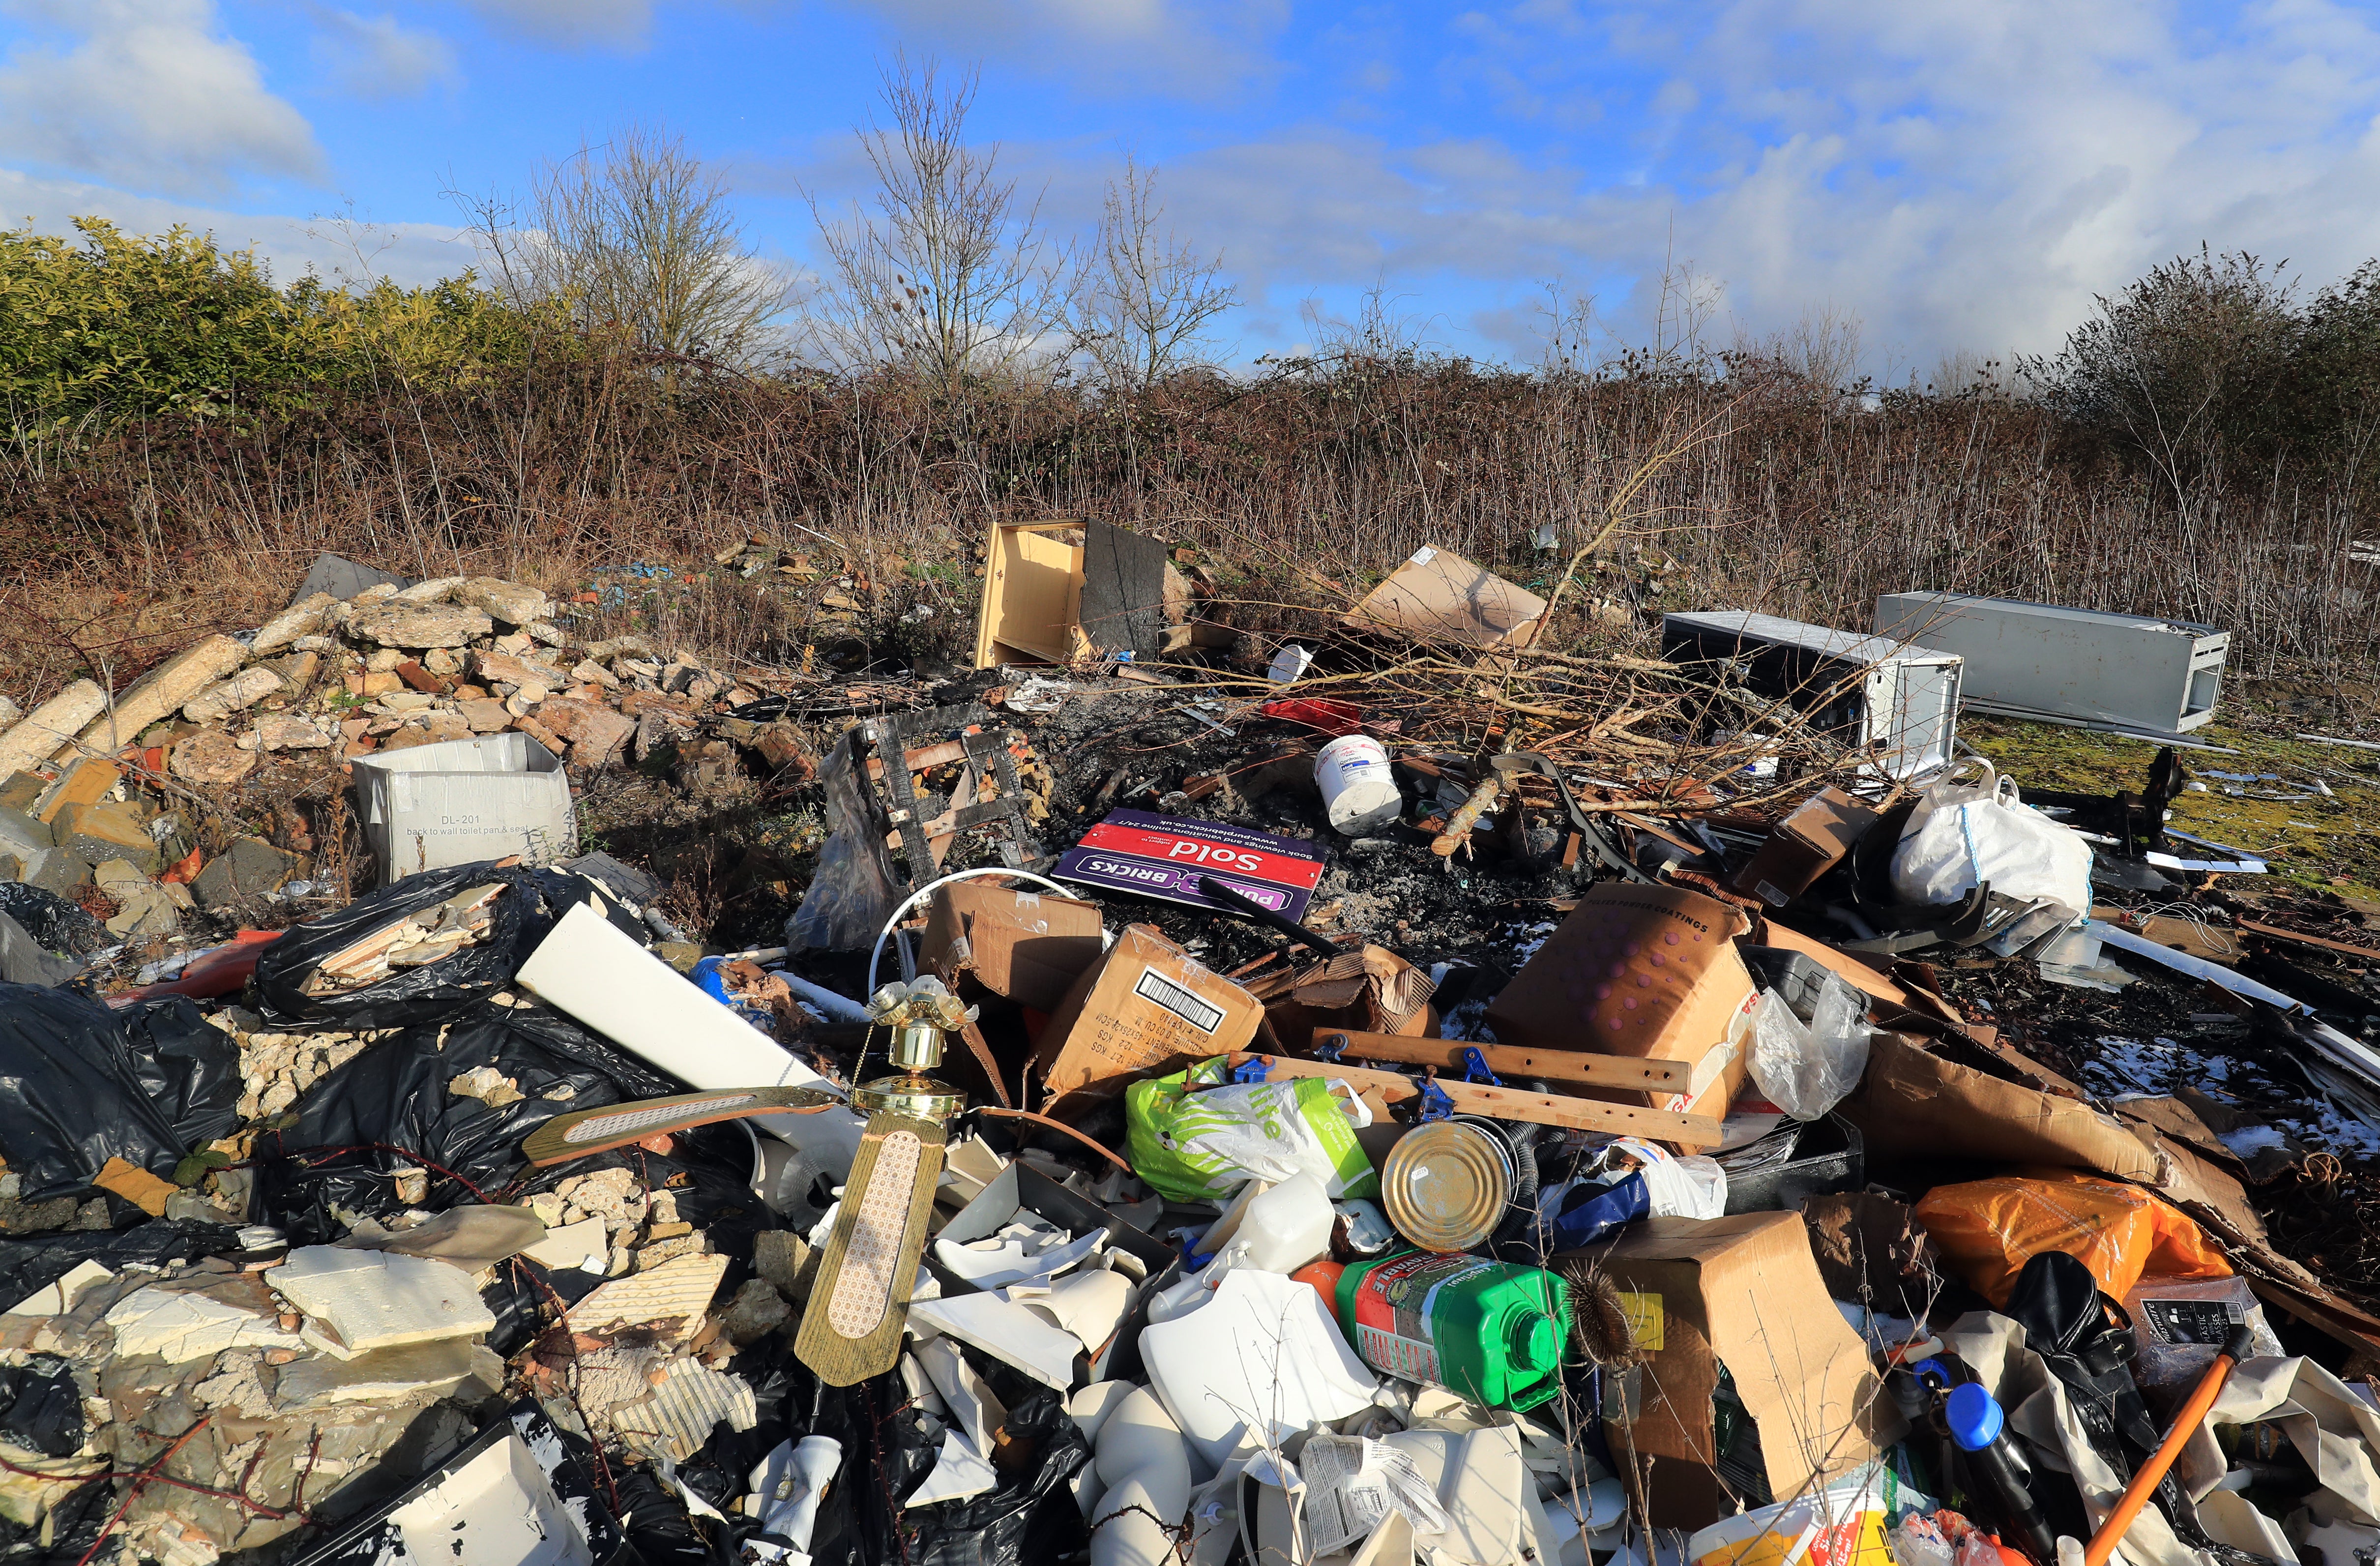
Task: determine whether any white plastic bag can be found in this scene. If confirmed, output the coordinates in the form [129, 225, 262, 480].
[1748, 978, 1872, 1121]
[1594, 1136, 1728, 1218]
[1889, 759, 2091, 917]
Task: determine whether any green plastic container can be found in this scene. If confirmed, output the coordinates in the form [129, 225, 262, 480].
[1336, 1249, 1571, 1411]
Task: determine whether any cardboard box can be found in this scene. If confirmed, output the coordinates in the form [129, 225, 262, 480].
[1580, 1211, 1894, 1527]
[1730, 787, 1881, 908]
[1343, 547, 1546, 651]
[918, 882, 1106, 1013]
[1034, 924, 1263, 1098]
[1484, 883, 1759, 1134]
[1248, 944, 1436, 1050]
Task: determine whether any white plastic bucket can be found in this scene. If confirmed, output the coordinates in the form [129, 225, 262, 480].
[1316, 734, 1401, 834]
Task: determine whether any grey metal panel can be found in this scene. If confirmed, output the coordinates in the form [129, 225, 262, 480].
[1874, 592, 2230, 732]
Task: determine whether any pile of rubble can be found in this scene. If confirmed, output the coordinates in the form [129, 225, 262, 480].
[0, 539, 2378, 1566]
[0, 561, 794, 960]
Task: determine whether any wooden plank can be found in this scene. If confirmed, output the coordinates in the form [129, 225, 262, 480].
[2238, 919, 2379, 961]
[1221, 1053, 1723, 1145]
[1307, 1030, 1690, 1090]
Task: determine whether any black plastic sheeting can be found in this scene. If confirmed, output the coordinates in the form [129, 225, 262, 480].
[253, 863, 542, 1030]
[253, 860, 658, 1031]
[892, 1382, 1089, 1566]
[0, 1217, 241, 1316]
[0, 1356, 83, 1457]
[0, 985, 242, 1200]
[671, 1343, 1089, 1566]
[251, 1000, 683, 1241]
[0, 884, 108, 957]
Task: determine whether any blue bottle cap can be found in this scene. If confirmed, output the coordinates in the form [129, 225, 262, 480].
[1945, 1382, 2004, 1451]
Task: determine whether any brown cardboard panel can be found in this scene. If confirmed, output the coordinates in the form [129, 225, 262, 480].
[918, 882, 1106, 1014]
[1342, 547, 1547, 651]
[1033, 925, 1263, 1097]
[1485, 883, 1757, 1142]
[1582, 1211, 1894, 1528]
[1730, 787, 1881, 907]
[1841, 1032, 2164, 1182]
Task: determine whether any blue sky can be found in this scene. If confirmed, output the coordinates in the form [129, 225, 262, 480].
[5, 0, 2380, 375]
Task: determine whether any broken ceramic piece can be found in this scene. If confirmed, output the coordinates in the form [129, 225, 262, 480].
[906, 1429, 999, 1508]
[1139, 1269, 1379, 1472]
[908, 1290, 1086, 1390]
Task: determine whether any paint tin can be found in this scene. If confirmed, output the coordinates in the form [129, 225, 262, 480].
[1382, 1120, 1516, 1252]
[1315, 734, 1402, 834]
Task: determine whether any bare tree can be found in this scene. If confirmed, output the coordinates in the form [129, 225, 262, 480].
[805, 57, 1065, 387]
[460, 123, 783, 361]
[1069, 156, 1236, 388]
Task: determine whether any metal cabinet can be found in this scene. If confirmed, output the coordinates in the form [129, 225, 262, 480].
[1874, 593, 2227, 734]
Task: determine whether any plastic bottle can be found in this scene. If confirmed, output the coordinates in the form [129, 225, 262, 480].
[1944, 1383, 2057, 1564]
[1335, 1249, 1571, 1411]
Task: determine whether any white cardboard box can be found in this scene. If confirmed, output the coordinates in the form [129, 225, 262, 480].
[351, 732, 576, 882]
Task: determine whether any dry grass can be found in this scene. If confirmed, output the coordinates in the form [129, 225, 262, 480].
[1, 352, 2374, 707]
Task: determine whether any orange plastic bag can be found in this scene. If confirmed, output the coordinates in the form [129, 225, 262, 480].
[1914, 1170, 2231, 1306]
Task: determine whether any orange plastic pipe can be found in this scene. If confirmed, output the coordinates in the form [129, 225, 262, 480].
[2082, 1324, 2253, 1566]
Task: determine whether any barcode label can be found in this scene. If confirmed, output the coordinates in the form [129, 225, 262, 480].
[1133, 967, 1226, 1034]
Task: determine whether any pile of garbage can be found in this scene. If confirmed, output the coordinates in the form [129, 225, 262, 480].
[0, 538, 2379, 1566]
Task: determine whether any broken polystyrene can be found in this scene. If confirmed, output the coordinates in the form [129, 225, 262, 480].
[521, 1216, 608, 1272]
[569, 1252, 730, 1343]
[4, 1259, 109, 1318]
[104, 1283, 304, 1362]
[1139, 1268, 1380, 1473]
[271, 1245, 498, 1359]
[612, 1359, 760, 1460]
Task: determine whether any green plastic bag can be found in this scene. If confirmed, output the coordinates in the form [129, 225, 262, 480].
[1126, 1060, 1378, 1203]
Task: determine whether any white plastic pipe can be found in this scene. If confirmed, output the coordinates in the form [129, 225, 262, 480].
[779, 971, 870, 1025]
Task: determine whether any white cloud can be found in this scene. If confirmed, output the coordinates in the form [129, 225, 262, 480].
[0, 167, 478, 287]
[443, 0, 652, 49]
[835, 0, 1288, 97]
[1486, 0, 2380, 362]
[1047, 0, 2380, 367]
[0, 0, 324, 196]
[310, 7, 458, 99]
